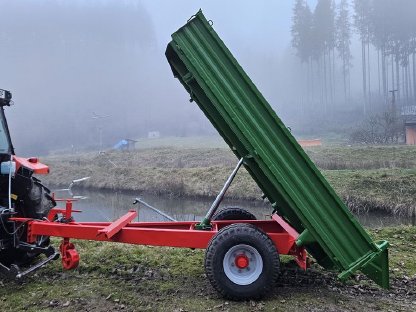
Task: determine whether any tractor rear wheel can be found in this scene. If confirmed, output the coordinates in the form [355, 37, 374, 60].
[204, 223, 280, 300]
[0, 178, 55, 266]
[19, 178, 56, 220]
[212, 207, 256, 221]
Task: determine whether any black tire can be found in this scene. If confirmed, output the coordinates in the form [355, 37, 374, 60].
[22, 178, 56, 219]
[204, 223, 280, 300]
[19, 179, 55, 264]
[0, 178, 55, 266]
[212, 207, 256, 221]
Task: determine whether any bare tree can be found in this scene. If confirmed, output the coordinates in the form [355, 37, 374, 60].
[336, 0, 352, 104]
[353, 0, 372, 114]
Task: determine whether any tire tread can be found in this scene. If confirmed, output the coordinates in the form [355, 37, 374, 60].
[205, 223, 280, 300]
[212, 207, 256, 221]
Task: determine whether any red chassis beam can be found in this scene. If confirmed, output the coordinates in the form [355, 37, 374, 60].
[13, 211, 307, 270]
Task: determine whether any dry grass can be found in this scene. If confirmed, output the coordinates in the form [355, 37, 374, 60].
[46, 144, 416, 170]
[325, 169, 416, 217]
[308, 145, 416, 170]
[40, 146, 416, 217]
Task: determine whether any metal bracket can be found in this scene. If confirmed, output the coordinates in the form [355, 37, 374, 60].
[97, 210, 137, 239]
[0, 245, 59, 280]
[133, 198, 177, 222]
[17, 242, 56, 256]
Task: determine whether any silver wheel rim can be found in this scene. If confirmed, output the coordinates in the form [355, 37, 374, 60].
[223, 244, 263, 285]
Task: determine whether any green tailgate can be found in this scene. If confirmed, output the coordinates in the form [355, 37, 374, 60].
[165, 10, 389, 288]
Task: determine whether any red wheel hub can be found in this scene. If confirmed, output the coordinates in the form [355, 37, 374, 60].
[235, 254, 249, 269]
[59, 239, 80, 270]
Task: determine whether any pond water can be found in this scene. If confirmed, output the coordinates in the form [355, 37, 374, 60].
[53, 189, 412, 228]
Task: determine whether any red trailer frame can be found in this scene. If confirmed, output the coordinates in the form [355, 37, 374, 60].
[11, 199, 307, 272]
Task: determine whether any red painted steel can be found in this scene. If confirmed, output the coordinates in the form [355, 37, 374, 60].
[271, 214, 307, 270]
[24, 219, 306, 268]
[13, 156, 49, 174]
[97, 210, 137, 239]
[235, 254, 249, 269]
[47, 208, 82, 221]
[12, 200, 307, 271]
[60, 239, 80, 270]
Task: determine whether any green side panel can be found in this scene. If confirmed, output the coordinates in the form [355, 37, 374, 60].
[165, 10, 389, 288]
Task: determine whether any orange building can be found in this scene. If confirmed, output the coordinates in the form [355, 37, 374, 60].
[401, 106, 416, 145]
[405, 122, 416, 145]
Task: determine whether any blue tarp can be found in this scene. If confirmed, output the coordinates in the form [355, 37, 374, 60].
[113, 139, 129, 150]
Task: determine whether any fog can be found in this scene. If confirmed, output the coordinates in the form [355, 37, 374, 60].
[0, 0, 414, 154]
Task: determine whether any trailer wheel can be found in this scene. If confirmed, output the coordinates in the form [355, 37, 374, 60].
[205, 223, 280, 300]
[212, 207, 256, 221]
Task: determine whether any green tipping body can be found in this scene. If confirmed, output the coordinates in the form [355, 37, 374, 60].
[165, 10, 389, 288]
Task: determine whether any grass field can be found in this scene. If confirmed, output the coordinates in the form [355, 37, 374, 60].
[5, 141, 413, 311]
[41, 143, 416, 217]
[0, 226, 415, 311]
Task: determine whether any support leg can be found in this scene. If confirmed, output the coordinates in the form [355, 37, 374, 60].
[196, 158, 244, 230]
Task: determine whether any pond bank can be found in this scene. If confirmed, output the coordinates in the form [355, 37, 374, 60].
[40, 148, 416, 218]
[51, 188, 413, 228]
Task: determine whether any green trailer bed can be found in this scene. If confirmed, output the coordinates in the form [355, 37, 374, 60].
[165, 10, 389, 288]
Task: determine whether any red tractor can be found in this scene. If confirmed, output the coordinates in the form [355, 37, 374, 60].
[0, 89, 57, 277]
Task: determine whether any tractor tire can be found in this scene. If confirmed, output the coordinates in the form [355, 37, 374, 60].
[0, 178, 55, 266]
[22, 178, 56, 219]
[212, 207, 256, 221]
[204, 223, 280, 300]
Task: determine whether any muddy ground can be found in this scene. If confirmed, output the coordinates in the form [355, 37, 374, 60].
[1, 226, 415, 312]
[0, 260, 414, 312]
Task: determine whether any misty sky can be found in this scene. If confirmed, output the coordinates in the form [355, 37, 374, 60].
[145, 1, 293, 56]
[145, 1, 318, 52]
[0, 0, 320, 155]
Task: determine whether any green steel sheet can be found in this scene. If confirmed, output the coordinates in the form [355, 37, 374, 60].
[165, 10, 389, 288]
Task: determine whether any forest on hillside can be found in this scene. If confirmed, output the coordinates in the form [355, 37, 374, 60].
[291, 0, 416, 114]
